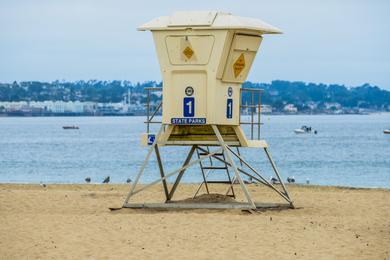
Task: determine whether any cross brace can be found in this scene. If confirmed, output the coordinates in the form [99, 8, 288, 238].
[123, 124, 294, 210]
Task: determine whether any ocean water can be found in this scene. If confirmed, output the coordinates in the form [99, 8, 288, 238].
[0, 114, 389, 188]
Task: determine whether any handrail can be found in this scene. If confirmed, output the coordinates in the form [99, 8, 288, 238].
[145, 87, 163, 133]
[240, 88, 263, 140]
[144, 86, 263, 140]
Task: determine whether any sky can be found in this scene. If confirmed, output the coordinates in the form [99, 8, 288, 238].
[0, 0, 389, 89]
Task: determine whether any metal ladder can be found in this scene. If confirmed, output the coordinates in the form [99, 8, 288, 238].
[193, 146, 241, 198]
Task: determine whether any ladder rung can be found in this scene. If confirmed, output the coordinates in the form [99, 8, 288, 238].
[202, 166, 228, 170]
[199, 152, 224, 156]
[205, 181, 232, 184]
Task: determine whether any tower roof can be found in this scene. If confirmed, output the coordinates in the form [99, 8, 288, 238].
[138, 11, 282, 34]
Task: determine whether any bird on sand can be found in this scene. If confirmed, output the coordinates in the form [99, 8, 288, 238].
[103, 176, 110, 183]
[85, 177, 91, 183]
[270, 177, 279, 184]
[287, 176, 295, 183]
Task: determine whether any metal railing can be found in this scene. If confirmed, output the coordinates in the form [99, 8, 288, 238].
[144, 87, 162, 134]
[144, 87, 263, 140]
[240, 88, 263, 140]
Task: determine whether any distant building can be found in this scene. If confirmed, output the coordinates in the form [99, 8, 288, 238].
[283, 104, 298, 113]
[306, 101, 318, 110]
[260, 105, 272, 113]
[83, 102, 96, 113]
[53, 101, 66, 113]
[325, 102, 342, 110]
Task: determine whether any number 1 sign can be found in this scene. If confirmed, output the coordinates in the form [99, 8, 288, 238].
[183, 97, 195, 117]
[227, 99, 233, 119]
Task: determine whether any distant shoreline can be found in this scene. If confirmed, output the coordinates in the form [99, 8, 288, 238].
[1, 112, 388, 117]
[1, 182, 389, 190]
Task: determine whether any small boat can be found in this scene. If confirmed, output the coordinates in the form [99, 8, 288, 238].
[294, 125, 317, 134]
[294, 128, 305, 134]
[384, 129, 390, 134]
[63, 125, 79, 130]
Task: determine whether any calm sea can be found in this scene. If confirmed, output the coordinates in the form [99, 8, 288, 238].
[0, 114, 389, 188]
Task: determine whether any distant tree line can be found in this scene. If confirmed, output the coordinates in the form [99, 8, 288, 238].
[0, 80, 389, 110]
[243, 81, 390, 110]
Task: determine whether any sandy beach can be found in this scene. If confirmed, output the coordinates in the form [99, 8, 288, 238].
[0, 183, 389, 259]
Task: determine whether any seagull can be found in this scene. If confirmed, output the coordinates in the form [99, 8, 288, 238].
[126, 178, 132, 183]
[287, 176, 295, 183]
[270, 177, 278, 184]
[103, 176, 110, 184]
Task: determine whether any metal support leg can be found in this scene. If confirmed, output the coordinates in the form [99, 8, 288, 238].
[123, 125, 164, 205]
[196, 146, 210, 194]
[193, 147, 236, 198]
[264, 147, 293, 205]
[155, 144, 169, 201]
[167, 146, 196, 201]
[212, 125, 256, 209]
[127, 147, 223, 199]
[207, 146, 213, 166]
[227, 146, 292, 204]
[196, 146, 275, 187]
[193, 170, 211, 198]
[221, 152, 236, 198]
[236, 147, 243, 167]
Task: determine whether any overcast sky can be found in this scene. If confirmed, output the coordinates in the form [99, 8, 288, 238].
[1, 0, 389, 89]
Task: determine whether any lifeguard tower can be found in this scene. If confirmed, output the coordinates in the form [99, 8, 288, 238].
[123, 11, 294, 210]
